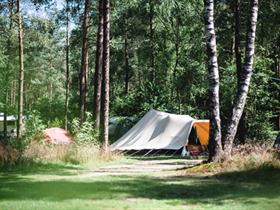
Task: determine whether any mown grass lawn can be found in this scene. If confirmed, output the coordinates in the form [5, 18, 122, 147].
[0, 158, 280, 210]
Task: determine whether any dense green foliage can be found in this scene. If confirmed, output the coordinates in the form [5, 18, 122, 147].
[0, 0, 279, 143]
[71, 113, 98, 144]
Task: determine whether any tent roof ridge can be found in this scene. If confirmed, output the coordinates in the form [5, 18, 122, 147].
[151, 109, 194, 118]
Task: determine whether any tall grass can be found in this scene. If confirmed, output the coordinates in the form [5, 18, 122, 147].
[0, 141, 120, 169]
[184, 143, 280, 175]
[0, 144, 19, 167]
[0, 112, 121, 168]
[24, 142, 98, 164]
[223, 143, 280, 170]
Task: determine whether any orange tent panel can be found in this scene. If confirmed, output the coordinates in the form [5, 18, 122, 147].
[192, 121, 209, 145]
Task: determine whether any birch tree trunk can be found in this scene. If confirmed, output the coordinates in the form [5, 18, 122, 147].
[203, 0, 223, 162]
[101, 0, 110, 152]
[79, 0, 90, 124]
[94, 0, 104, 130]
[16, 0, 24, 138]
[233, 0, 247, 144]
[224, 0, 259, 155]
[65, 0, 70, 130]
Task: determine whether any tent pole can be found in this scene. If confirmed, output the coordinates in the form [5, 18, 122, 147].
[143, 149, 153, 157]
[130, 150, 142, 156]
[152, 149, 161, 156]
[122, 150, 129, 155]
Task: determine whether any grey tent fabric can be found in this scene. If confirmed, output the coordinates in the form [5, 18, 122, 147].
[110, 109, 196, 151]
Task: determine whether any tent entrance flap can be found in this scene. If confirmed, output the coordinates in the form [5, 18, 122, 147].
[192, 121, 210, 145]
[110, 109, 209, 151]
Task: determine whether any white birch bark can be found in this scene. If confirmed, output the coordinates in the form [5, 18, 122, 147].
[204, 0, 223, 161]
[224, 0, 259, 155]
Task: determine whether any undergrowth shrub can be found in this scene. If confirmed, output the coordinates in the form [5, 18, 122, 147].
[24, 111, 46, 143]
[0, 144, 20, 167]
[1, 112, 118, 168]
[7, 111, 46, 153]
[0, 112, 46, 167]
[22, 141, 119, 165]
[71, 113, 99, 145]
[60, 144, 100, 164]
[223, 143, 280, 170]
[47, 118, 64, 128]
[23, 142, 100, 165]
[185, 143, 280, 175]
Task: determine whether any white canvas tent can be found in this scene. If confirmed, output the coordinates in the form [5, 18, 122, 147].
[110, 109, 209, 151]
[0, 113, 17, 134]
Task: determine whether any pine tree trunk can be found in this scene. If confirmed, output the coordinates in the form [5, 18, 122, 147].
[203, 0, 223, 162]
[274, 45, 280, 130]
[149, 0, 155, 82]
[4, 0, 14, 140]
[124, 13, 129, 94]
[11, 80, 16, 106]
[79, 0, 90, 124]
[224, 0, 259, 155]
[94, 0, 104, 130]
[65, 0, 70, 130]
[3, 105, 7, 139]
[174, 16, 180, 109]
[101, 0, 110, 152]
[233, 0, 247, 144]
[16, 0, 24, 138]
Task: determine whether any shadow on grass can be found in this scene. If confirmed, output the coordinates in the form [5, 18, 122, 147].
[0, 161, 81, 176]
[129, 155, 207, 162]
[216, 164, 280, 183]
[130, 155, 184, 161]
[1, 166, 280, 207]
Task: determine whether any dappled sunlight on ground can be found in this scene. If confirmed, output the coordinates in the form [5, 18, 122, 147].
[0, 156, 280, 210]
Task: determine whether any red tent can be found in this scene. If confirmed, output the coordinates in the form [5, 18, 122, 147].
[44, 128, 72, 144]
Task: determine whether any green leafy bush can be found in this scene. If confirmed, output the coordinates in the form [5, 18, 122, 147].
[7, 111, 46, 153]
[71, 113, 99, 145]
[47, 118, 64, 128]
[24, 111, 46, 143]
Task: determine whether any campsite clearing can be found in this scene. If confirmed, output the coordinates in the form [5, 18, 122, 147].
[1, 156, 280, 210]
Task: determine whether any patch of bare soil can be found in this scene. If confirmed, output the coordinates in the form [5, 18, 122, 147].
[90, 158, 203, 177]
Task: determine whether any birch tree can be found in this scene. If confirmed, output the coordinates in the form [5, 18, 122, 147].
[224, 0, 259, 155]
[203, 0, 223, 161]
[203, 0, 259, 161]
[233, 0, 247, 144]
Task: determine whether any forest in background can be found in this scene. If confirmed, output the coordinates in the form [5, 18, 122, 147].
[1, 1, 280, 209]
[0, 0, 279, 149]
